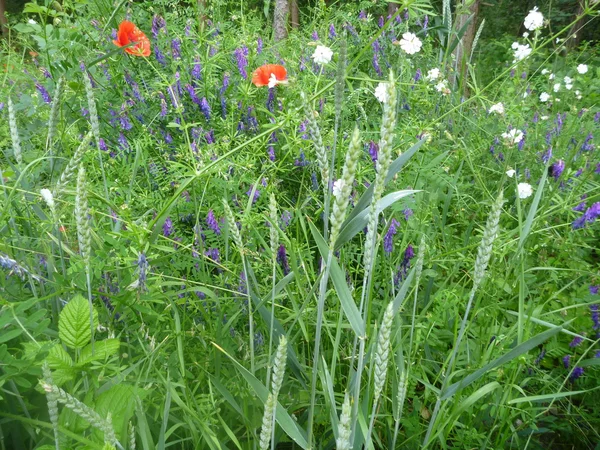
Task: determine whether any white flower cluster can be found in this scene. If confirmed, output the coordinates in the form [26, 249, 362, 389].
[523, 7, 544, 31]
[512, 42, 532, 62]
[423, 68, 450, 95]
[501, 129, 524, 146]
[488, 102, 505, 115]
[396, 32, 422, 55]
[311, 45, 333, 65]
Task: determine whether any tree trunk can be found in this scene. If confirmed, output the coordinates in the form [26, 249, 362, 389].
[452, 0, 480, 93]
[0, 0, 8, 38]
[388, 2, 400, 16]
[567, 0, 585, 49]
[290, 0, 299, 29]
[274, 0, 289, 41]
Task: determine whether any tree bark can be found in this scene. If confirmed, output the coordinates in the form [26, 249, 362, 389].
[274, 0, 289, 41]
[567, 0, 585, 49]
[452, 0, 480, 92]
[0, 0, 8, 38]
[290, 0, 299, 29]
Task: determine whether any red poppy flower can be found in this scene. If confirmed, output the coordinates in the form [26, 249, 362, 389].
[113, 20, 151, 57]
[251, 64, 288, 88]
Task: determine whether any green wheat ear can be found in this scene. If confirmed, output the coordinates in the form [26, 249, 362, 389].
[7, 97, 22, 165]
[258, 335, 288, 450]
[300, 91, 329, 188]
[336, 393, 352, 450]
[54, 131, 93, 197]
[329, 126, 361, 247]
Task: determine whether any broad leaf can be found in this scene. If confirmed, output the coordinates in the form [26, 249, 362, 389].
[47, 343, 73, 369]
[58, 295, 98, 350]
[79, 339, 120, 366]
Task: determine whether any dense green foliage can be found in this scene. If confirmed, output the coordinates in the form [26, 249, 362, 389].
[1, 0, 600, 449]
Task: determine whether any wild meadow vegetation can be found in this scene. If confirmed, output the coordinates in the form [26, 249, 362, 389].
[1, 0, 600, 448]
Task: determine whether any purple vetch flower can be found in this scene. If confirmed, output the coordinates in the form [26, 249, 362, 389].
[595, 163, 600, 174]
[118, 132, 129, 150]
[368, 141, 378, 162]
[311, 172, 319, 191]
[204, 247, 221, 263]
[344, 22, 359, 39]
[570, 366, 584, 382]
[294, 151, 309, 167]
[277, 244, 290, 275]
[154, 46, 167, 66]
[510, 69, 515, 78]
[257, 37, 263, 54]
[403, 208, 414, 221]
[591, 285, 599, 295]
[119, 114, 133, 131]
[394, 244, 415, 285]
[234, 47, 249, 79]
[584, 202, 600, 223]
[172, 39, 182, 59]
[135, 253, 149, 292]
[192, 56, 202, 80]
[372, 52, 382, 77]
[205, 129, 215, 144]
[280, 211, 292, 228]
[542, 147, 552, 164]
[158, 92, 168, 117]
[562, 354, 571, 369]
[200, 97, 211, 121]
[551, 159, 565, 180]
[0, 102, 4, 110]
[267, 88, 275, 112]
[329, 23, 337, 39]
[174, 71, 183, 97]
[99, 138, 108, 151]
[573, 201, 586, 212]
[423, 15, 429, 31]
[238, 271, 247, 295]
[534, 349, 546, 365]
[594, 112, 600, 123]
[35, 83, 52, 103]
[581, 133, 594, 152]
[299, 120, 309, 139]
[518, 130, 526, 151]
[186, 84, 201, 105]
[569, 336, 583, 348]
[246, 186, 260, 204]
[124, 71, 142, 101]
[206, 210, 221, 235]
[152, 15, 166, 39]
[311, 30, 319, 41]
[359, 10, 367, 20]
[521, 71, 527, 80]
[575, 168, 583, 177]
[414, 68, 422, 83]
[81, 108, 89, 117]
[590, 304, 599, 329]
[383, 218, 400, 254]
[163, 216, 174, 237]
[378, 16, 384, 28]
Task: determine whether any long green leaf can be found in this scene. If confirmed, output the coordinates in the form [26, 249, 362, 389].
[441, 325, 564, 400]
[519, 161, 549, 250]
[335, 190, 419, 250]
[308, 220, 365, 337]
[508, 390, 590, 405]
[343, 139, 425, 226]
[212, 343, 309, 449]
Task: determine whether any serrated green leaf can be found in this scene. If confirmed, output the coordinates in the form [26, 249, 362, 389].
[78, 339, 120, 366]
[58, 295, 98, 349]
[47, 344, 73, 369]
